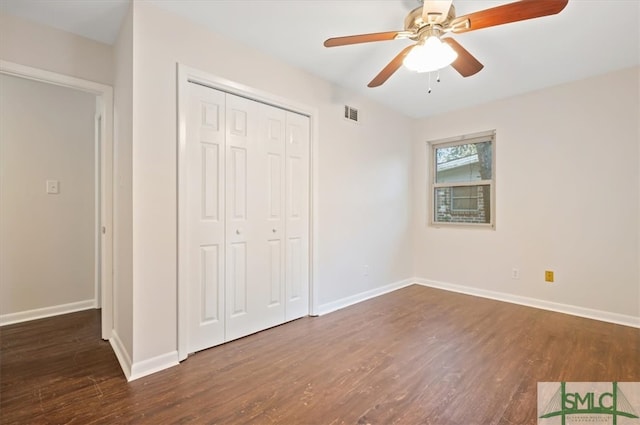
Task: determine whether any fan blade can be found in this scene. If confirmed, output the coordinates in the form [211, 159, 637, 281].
[368, 45, 415, 88]
[442, 38, 484, 77]
[324, 31, 403, 47]
[422, 0, 453, 24]
[451, 0, 568, 34]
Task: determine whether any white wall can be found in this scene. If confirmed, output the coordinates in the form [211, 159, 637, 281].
[0, 74, 96, 316]
[0, 12, 113, 85]
[412, 67, 640, 319]
[112, 4, 134, 361]
[126, 1, 413, 367]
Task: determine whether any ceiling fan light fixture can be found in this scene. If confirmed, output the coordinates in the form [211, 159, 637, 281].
[402, 36, 458, 73]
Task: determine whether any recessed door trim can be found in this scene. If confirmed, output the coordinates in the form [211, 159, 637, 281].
[0, 60, 114, 340]
[177, 63, 319, 361]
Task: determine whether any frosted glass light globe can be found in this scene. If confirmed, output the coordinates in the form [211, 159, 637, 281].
[403, 36, 458, 73]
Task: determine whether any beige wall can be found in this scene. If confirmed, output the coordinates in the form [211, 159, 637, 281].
[112, 4, 134, 360]
[5, 1, 637, 381]
[127, 1, 414, 365]
[0, 12, 113, 85]
[0, 74, 96, 315]
[412, 67, 640, 318]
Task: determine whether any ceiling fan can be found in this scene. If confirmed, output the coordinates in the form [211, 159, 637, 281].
[324, 0, 569, 88]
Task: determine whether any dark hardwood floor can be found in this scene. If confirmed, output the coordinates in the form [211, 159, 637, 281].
[1, 285, 638, 424]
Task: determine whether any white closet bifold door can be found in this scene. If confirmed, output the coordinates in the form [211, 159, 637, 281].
[184, 82, 310, 355]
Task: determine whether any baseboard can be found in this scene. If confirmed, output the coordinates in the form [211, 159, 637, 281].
[0, 299, 96, 326]
[317, 278, 414, 316]
[414, 278, 640, 329]
[129, 351, 179, 382]
[109, 330, 132, 380]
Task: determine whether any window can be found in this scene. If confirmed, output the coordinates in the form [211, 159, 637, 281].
[429, 131, 495, 227]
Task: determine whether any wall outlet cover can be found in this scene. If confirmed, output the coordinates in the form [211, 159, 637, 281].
[46, 180, 60, 194]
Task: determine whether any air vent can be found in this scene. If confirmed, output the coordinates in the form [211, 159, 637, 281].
[344, 105, 359, 123]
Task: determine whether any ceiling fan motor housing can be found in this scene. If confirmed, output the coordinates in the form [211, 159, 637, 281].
[404, 4, 456, 33]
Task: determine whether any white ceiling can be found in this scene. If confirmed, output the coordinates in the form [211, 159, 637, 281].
[2, 0, 639, 118]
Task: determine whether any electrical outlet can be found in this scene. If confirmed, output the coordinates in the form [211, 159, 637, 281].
[545, 270, 554, 283]
[46, 180, 59, 194]
[363, 265, 369, 277]
[512, 268, 519, 279]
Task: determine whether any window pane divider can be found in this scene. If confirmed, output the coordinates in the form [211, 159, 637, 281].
[433, 180, 492, 189]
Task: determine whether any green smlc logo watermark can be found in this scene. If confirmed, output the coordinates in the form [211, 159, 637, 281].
[538, 382, 640, 425]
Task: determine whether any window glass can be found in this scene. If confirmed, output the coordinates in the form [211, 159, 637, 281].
[430, 133, 495, 227]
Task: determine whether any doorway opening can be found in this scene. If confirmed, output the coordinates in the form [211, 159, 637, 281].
[0, 60, 113, 340]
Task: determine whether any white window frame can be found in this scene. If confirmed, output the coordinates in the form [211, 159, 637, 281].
[428, 130, 496, 228]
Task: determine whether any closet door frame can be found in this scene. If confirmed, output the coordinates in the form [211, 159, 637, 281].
[177, 64, 319, 361]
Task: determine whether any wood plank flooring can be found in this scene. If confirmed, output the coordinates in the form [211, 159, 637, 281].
[1, 285, 638, 424]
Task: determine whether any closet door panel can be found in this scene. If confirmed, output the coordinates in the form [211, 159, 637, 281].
[225, 95, 289, 340]
[259, 104, 287, 322]
[186, 84, 226, 353]
[229, 241, 247, 317]
[225, 94, 257, 340]
[284, 112, 310, 321]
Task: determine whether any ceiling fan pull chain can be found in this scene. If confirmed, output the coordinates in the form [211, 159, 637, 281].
[428, 71, 432, 94]
[437, 70, 441, 83]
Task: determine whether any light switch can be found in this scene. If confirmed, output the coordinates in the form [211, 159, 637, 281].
[46, 180, 59, 194]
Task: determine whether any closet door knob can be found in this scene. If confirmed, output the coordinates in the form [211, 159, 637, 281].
[272, 228, 277, 233]
[236, 229, 243, 235]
